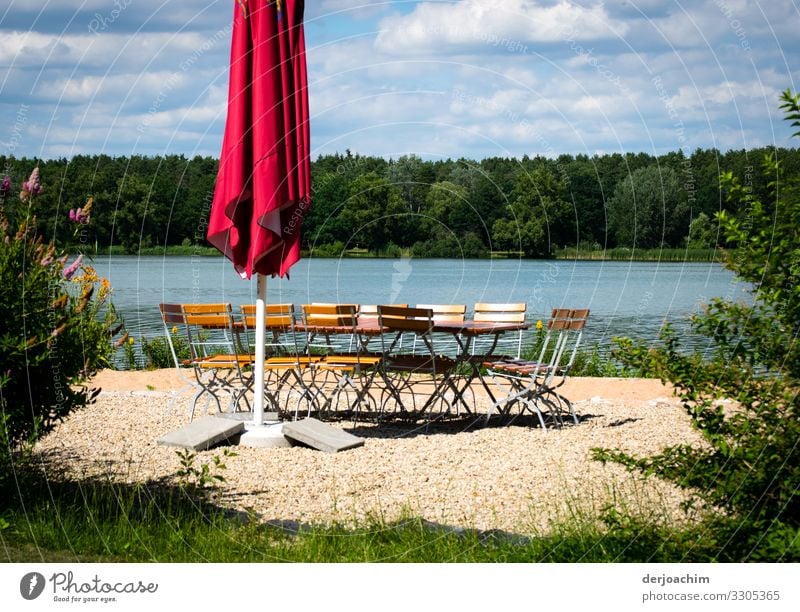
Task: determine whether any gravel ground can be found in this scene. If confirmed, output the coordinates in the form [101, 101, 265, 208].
[33, 374, 707, 536]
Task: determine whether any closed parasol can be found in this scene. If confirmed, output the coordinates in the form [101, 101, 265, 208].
[207, 0, 311, 425]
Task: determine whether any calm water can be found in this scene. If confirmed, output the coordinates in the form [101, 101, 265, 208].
[95, 255, 749, 358]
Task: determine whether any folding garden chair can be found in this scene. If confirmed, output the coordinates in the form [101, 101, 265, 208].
[157, 303, 199, 415]
[240, 303, 300, 357]
[181, 303, 253, 421]
[377, 305, 458, 422]
[240, 303, 321, 420]
[485, 308, 590, 429]
[412, 303, 466, 357]
[303, 302, 360, 353]
[357, 303, 408, 352]
[301, 304, 382, 422]
[471, 302, 527, 359]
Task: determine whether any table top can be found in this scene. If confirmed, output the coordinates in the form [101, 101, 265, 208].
[295, 318, 530, 336]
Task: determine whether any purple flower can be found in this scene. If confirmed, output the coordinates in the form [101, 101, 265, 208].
[63, 254, 83, 280]
[68, 208, 88, 223]
[24, 167, 42, 194]
[69, 198, 92, 224]
[0, 176, 10, 198]
[20, 167, 43, 202]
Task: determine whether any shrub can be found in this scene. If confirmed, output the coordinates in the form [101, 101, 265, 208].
[596, 91, 800, 553]
[141, 329, 190, 370]
[0, 171, 121, 488]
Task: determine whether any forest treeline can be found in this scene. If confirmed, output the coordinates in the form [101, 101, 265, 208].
[2, 147, 798, 257]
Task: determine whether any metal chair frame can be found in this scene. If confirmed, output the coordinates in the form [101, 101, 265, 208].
[485, 308, 590, 429]
[240, 303, 322, 420]
[181, 303, 254, 421]
[301, 304, 382, 422]
[377, 305, 458, 422]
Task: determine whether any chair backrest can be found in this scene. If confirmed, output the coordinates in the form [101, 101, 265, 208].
[470, 302, 527, 358]
[545, 308, 590, 377]
[159, 302, 184, 326]
[158, 303, 185, 369]
[358, 303, 408, 318]
[377, 305, 438, 358]
[240, 303, 295, 331]
[182, 303, 234, 328]
[547, 308, 573, 331]
[473, 302, 526, 323]
[181, 303, 241, 359]
[377, 305, 434, 333]
[414, 304, 466, 322]
[302, 303, 358, 327]
[239, 303, 299, 356]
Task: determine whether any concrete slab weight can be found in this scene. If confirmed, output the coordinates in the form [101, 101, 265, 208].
[282, 418, 364, 453]
[157, 416, 244, 451]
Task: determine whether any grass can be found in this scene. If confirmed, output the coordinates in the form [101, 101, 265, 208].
[102, 245, 221, 257]
[3, 472, 796, 562]
[516, 334, 646, 378]
[555, 247, 721, 262]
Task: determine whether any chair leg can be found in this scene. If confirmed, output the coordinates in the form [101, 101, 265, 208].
[520, 395, 548, 430]
[189, 386, 221, 422]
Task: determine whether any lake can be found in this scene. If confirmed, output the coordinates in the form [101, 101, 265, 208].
[94, 255, 749, 362]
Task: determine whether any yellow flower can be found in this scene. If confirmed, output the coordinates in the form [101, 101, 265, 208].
[536, 319, 544, 330]
[171, 326, 178, 334]
[81, 265, 99, 283]
[128, 337, 135, 345]
[98, 277, 110, 299]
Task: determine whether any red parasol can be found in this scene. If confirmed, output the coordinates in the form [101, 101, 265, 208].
[208, 0, 311, 279]
[208, 0, 311, 425]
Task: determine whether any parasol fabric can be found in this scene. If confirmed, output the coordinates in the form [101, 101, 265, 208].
[207, 0, 311, 279]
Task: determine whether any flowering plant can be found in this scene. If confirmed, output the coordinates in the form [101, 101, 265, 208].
[0, 170, 122, 482]
[19, 166, 43, 202]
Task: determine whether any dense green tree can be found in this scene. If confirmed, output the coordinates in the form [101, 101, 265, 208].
[2, 146, 799, 257]
[686, 212, 718, 249]
[338, 172, 403, 251]
[305, 170, 350, 247]
[608, 164, 690, 249]
[563, 156, 607, 246]
[386, 154, 433, 213]
[492, 165, 571, 256]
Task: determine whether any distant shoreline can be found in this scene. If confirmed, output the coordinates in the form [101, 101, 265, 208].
[92, 245, 721, 263]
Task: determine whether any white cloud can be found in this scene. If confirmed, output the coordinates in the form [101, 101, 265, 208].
[670, 81, 780, 112]
[313, 0, 389, 18]
[2, 0, 798, 160]
[0, 29, 230, 73]
[375, 0, 628, 56]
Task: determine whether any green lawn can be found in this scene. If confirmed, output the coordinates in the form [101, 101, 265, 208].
[3, 475, 795, 563]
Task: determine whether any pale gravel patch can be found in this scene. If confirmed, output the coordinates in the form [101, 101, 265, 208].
[34, 390, 706, 536]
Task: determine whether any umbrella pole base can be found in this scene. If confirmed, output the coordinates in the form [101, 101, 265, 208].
[239, 422, 292, 448]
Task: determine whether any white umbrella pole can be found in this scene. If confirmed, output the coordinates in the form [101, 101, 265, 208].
[253, 273, 267, 426]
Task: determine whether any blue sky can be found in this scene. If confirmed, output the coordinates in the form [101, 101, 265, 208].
[1, 0, 798, 161]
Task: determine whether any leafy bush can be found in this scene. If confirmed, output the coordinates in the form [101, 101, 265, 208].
[570, 345, 636, 378]
[596, 91, 800, 552]
[141, 329, 190, 370]
[0, 170, 121, 487]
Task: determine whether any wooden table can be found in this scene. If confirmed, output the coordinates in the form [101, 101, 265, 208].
[294, 318, 529, 419]
[421, 320, 531, 414]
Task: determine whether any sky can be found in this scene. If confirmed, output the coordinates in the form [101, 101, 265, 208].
[1, 0, 798, 162]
